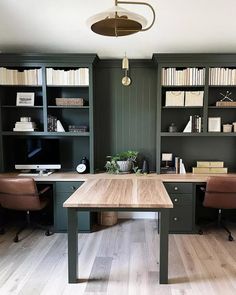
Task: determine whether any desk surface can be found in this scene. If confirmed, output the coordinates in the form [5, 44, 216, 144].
[1, 171, 236, 182]
[63, 178, 173, 208]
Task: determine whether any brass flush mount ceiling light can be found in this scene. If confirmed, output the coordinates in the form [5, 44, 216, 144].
[87, 0, 156, 37]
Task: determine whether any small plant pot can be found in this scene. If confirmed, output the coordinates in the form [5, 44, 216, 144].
[117, 160, 132, 173]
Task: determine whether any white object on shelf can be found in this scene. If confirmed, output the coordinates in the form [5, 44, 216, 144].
[185, 91, 204, 106]
[165, 91, 184, 106]
[183, 117, 192, 132]
[57, 120, 65, 132]
[179, 159, 186, 174]
[208, 117, 221, 132]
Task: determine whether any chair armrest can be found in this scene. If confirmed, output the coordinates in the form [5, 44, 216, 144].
[38, 186, 51, 196]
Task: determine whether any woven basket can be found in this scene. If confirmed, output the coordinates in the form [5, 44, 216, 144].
[55, 98, 84, 106]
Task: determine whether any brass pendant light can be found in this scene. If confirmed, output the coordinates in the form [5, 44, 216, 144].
[87, 0, 156, 37]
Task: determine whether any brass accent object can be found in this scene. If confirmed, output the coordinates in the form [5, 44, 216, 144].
[87, 0, 156, 37]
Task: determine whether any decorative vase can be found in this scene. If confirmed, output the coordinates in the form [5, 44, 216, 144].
[116, 160, 132, 173]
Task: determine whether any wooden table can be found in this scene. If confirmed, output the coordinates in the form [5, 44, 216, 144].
[63, 178, 173, 284]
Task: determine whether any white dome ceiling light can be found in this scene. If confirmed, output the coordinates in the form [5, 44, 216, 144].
[87, 0, 156, 37]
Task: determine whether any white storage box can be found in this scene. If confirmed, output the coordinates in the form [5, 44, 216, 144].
[185, 91, 204, 106]
[165, 91, 184, 106]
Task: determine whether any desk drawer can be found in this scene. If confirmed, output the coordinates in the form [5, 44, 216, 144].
[169, 193, 193, 207]
[165, 182, 193, 194]
[169, 206, 193, 232]
[56, 181, 83, 193]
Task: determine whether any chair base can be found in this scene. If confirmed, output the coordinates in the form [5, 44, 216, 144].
[11, 210, 53, 243]
[198, 210, 234, 242]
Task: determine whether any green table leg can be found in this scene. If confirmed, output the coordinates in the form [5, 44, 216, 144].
[67, 208, 78, 283]
[159, 209, 170, 284]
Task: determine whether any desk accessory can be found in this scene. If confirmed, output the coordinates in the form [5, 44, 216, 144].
[168, 123, 177, 132]
[56, 120, 65, 132]
[208, 117, 221, 132]
[142, 159, 149, 174]
[223, 124, 232, 132]
[76, 157, 89, 173]
[215, 91, 236, 106]
[16, 92, 34, 106]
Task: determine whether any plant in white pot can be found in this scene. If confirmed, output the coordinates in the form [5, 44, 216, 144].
[105, 151, 138, 174]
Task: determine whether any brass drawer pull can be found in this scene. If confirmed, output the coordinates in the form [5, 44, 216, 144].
[173, 217, 178, 221]
[174, 198, 178, 203]
[174, 186, 178, 191]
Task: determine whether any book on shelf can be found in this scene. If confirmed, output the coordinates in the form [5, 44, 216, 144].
[47, 115, 57, 132]
[193, 167, 228, 174]
[0, 67, 42, 85]
[160, 166, 176, 174]
[183, 115, 202, 133]
[162, 67, 205, 86]
[13, 121, 36, 131]
[210, 68, 236, 85]
[46, 68, 89, 86]
[197, 161, 224, 168]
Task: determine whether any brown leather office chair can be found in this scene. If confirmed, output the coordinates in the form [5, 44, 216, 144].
[0, 177, 52, 242]
[200, 176, 236, 241]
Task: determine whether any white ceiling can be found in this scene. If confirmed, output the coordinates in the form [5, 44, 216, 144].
[0, 0, 236, 59]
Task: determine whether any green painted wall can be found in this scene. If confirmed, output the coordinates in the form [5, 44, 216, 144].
[94, 60, 157, 172]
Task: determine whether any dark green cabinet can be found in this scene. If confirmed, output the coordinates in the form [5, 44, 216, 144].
[54, 181, 92, 233]
[164, 182, 194, 233]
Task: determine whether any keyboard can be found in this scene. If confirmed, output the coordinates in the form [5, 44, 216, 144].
[18, 172, 53, 177]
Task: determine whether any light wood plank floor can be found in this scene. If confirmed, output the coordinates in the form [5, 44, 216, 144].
[0, 219, 236, 295]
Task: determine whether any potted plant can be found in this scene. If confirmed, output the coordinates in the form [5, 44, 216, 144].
[105, 151, 138, 173]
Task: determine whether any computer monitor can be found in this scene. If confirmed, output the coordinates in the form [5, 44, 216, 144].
[14, 138, 61, 174]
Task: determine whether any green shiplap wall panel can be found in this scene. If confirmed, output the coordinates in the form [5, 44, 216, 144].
[95, 61, 157, 171]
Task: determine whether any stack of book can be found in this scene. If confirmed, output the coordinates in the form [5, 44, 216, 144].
[13, 121, 36, 132]
[162, 67, 205, 86]
[47, 115, 57, 132]
[183, 115, 202, 133]
[192, 161, 228, 174]
[210, 68, 236, 85]
[0, 68, 42, 85]
[68, 125, 89, 132]
[46, 68, 89, 86]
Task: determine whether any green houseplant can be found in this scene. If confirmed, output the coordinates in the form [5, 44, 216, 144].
[105, 151, 138, 174]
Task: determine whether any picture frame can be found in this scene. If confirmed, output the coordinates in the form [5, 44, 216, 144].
[16, 92, 35, 106]
[208, 117, 221, 132]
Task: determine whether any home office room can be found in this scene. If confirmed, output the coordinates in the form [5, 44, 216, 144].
[0, 1, 236, 294]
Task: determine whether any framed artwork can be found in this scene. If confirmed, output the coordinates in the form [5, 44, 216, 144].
[208, 117, 221, 132]
[16, 92, 35, 106]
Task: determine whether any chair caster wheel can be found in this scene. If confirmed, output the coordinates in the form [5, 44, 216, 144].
[198, 229, 203, 235]
[228, 235, 234, 242]
[0, 228, 5, 235]
[45, 230, 52, 236]
[13, 235, 19, 243]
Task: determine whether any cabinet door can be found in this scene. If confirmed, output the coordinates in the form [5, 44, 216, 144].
[164, 182, 194, 233]
[54, 181, 92, 232]
[169, 206, 193, 233]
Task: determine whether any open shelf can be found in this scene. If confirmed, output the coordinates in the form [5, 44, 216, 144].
[48, 106, 89, 109]
[46, 85, 89, 88]
[162, 106, 203, 109]
[1, 105, 43, 109]
[1, 131, 90, 137]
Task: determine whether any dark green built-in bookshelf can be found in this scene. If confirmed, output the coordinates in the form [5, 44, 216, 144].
[0, 54, 97, 173]
[1, 53, 236, 175]
[153, 53, 236, 173]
